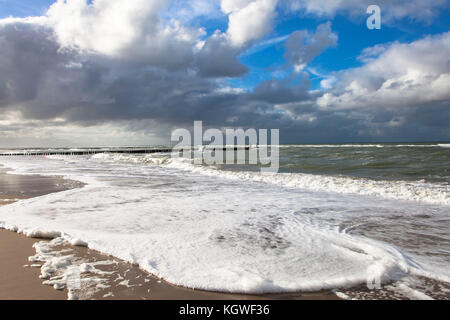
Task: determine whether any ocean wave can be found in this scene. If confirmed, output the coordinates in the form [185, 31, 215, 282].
[90, 153, 450, 206]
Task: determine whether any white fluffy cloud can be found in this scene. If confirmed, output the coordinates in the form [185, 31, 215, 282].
[221, 0, 254, 13]
[42, 0, 280, 74]
[223, 0, 278, 47]
[46, 0, 204, 71]
[47, 0, 165, 55]
[317, 32, 450, 111]
[45, 0, 281, 58]
[193, 0, 280, 76]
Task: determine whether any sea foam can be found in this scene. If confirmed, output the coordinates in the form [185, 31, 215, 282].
[1, 155, 449, 296]
[85, 153, 450, 206]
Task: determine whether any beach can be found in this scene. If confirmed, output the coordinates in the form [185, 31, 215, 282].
[0, 168, 337, 300]
[0, 171, 71, 299]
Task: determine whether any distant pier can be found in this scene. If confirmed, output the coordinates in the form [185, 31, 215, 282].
[0, 146, 251, 156]
[0, 148, 172, 156]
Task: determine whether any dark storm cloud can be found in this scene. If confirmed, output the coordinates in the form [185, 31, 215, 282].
[284, 22, 337, 70]
[0, 19, 295, 130]
[251, 75, 311, 104]
[0, 22, 64, 107]
[0, 10, 449, 144]
[195, 34, 249, 78]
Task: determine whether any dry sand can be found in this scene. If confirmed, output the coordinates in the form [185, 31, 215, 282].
[0, 168, 338, 300]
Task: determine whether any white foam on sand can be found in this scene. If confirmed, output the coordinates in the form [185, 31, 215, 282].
[0, 155, 449, 296]
[25, 237, 117, 300]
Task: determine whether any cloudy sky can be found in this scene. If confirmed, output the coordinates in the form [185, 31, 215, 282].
[0, 0, 449, 147]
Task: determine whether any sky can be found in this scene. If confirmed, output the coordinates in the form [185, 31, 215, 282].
[0, 0, 449, 147]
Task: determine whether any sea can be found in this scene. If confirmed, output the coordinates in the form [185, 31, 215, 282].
[0, 143, 449, 299]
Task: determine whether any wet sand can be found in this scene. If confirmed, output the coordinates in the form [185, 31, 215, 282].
[0, 169, 338, 300]
[0, 230, 66, 300]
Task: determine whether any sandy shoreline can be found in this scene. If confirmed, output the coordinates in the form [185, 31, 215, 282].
[0, 230, 66, 300]
[0, 169, 338, 300]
